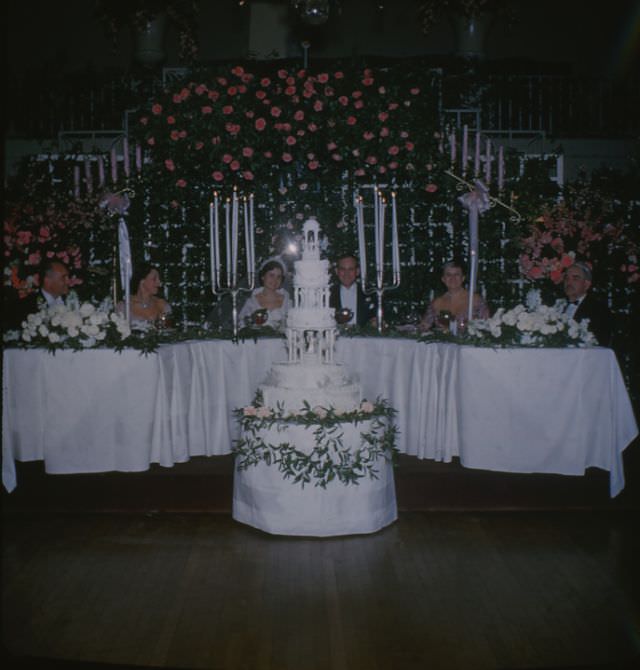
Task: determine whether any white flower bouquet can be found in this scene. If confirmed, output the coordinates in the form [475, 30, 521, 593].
[13, 297, 132, 351]
[466, 301, 597, 348]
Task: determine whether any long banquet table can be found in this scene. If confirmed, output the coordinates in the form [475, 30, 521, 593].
[3, 338, 638, 497]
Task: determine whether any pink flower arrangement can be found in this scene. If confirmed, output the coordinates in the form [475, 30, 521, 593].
[134, 63, 436, 198]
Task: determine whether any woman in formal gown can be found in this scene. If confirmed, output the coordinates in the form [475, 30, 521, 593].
[238, 259, 290, 330]
[118, 263, 172, 327]
[419, 260, 489, 332]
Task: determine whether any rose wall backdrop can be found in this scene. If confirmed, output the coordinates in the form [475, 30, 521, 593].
[4, 60, 639, 388]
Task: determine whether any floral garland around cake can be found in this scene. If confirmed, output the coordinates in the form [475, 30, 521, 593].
[233, 395, 398, 489]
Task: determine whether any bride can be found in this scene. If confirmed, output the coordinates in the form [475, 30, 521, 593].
[238, 259, 290, 330]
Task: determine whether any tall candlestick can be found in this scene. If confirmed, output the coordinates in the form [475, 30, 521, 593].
[110, 147, 118, 183]
[378, 195, 386, 281]
[485, 139, 491, 183]
[97, 156, 105, 186]
[373, 189, 380, 272]
[391, 192, 399, 277]
[356, 195, 367, 286]
[225, 199, 231, 285]
[231, 190, 239, 284]
[243, 197, 251, 276]
[123, 137, 130, 177]
[209, 202, 218, 286]
[73, 165, 80, 199]
[84, 158, 93, 195]
[462, 125, 468, 174]
[450, 130, 456, 165]
[498, 146, 504, 191]
[214, 193, 220, 279]
[474, 132, 481, 176]
[249, 194, 255, 275]
[135, 144, 142, 173]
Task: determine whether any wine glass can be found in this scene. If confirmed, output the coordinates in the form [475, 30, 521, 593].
[252, 309, 269, 326]
[436, 310, 452, 332]
[455, 315, 468, 336]
[335, 308, 354, 325]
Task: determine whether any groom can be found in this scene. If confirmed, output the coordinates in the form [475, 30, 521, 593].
[329, 254, 376, 327]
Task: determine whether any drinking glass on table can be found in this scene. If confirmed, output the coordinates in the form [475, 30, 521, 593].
[436, 310, 453, 332]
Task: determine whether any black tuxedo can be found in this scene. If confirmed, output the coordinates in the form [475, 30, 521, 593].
[4, 290, 49, 331]
[573, 293, 612, 347]
[329, 282, 376, 327]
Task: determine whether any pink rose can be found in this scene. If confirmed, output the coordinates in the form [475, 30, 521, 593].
[256, 90, 267, 100]
[327, 141, 337, 151]
[139, 117, 148, 126]
[313, 100, 323, 112]
[270, 106, 282, 118]
[308, 160, 319, 170]
[260, 77, 271, 87]
[195, 141, 204, 150]
[317, 73, 329, 83]
[286, 135, 297, 146]
[294, 110, 305, 121]
[151, 104, 163, 115]
[365, 155, 378, 165]
[405, 141, 415, 151]
[227, 86, 238, 96]
[212, 171, 224, 182]
[176, 179, 187, 188]
[231, 65, 244, 76]
[243, 171, 254, 181]
[242, 147, 254, 157]
[338, 96, 349, 106]
[354, 168, 365, 176]
[352, 90, 363, 99]
[230, 160, 240, 171]
[380, 127, 390, 137]
[222, 105, 234, 115]
[195, 84, 207, 95]
[222, 154, 233, 164]
[388, 145, 400, 155]
[282, 153, 293, 163]
[307, 122, 318, 132]
[550, 269, 564, 284]
[255, 118, 267, 131]
[425, 183, 438, 193]
[208, 90, 220, 101]
[165, 159, 175, 171]
[346, 116, 357, 126]
[166, 116, 176, 125]
[410, 87, 420, 95]
[170, 130, 180, 140]
[277, 69, 288, 79]
[285, 86, 296, 96]
[334, 71, 344, 79]
[388, 161, 398, 170]
[172, 93, 182, 104]
[201, 106, 213, 114]
[354, 100, 364, 109]
[147, 137, 155, 146]
[363, 131, 374, 141]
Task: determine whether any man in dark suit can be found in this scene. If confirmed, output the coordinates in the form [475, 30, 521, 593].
[564, 261, 612, 347]
[329, 254, 376, 327]
[4, 259, 70, 331]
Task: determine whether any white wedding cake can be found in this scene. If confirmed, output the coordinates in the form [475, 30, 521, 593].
[259, 217, 361, 413]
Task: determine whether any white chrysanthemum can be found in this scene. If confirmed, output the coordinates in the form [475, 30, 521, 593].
[48, 332, 61, 343]
[67, 327, 79, 337]
[28, 313, 43, 327]
[79, 302, 95, 318]
[490, 325, 502, 338]
[38, 324, 49, 337]
[50, 315, 62, 327]
[21, 332, 32, 342]
[80, 336, 96, 348]
[94, 331, 107, 341]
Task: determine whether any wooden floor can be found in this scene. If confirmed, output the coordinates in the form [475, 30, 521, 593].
[3, 508, 640, 670]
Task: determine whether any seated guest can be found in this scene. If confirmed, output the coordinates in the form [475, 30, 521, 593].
[563, 261, 611, 346]
[238, 259, 290, 330]
[4, 259, 70, 330]
[419, 260, 489, 331]
[119, 263, 171, 326]
[329, 254, 376, 327]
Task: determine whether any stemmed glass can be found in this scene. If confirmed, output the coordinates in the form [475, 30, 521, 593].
[335, 308, 354, 326]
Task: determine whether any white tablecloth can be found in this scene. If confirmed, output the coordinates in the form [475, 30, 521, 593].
[3, 339, 637, 497]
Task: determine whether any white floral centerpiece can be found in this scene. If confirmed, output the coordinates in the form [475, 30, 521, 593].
[466, 300, 597, 348]
[6, 295, 132, 351]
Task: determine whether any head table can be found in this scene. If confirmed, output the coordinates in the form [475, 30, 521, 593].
[3, 338, 637, 497]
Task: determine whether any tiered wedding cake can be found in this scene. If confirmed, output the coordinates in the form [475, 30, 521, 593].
[260, 217, 361, 413]
[232, 216, 397, 537]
